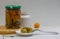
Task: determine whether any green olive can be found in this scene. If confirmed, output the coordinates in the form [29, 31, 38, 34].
[21, 28, 27, 33]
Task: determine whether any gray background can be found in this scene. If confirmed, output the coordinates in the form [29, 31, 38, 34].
[0, 0, 60, 26]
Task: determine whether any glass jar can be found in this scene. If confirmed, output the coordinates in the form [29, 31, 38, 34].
[20, 12, 31, 27]
[5, 5, 21, 29]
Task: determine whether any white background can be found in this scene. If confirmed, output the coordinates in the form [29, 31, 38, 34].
[0, 0, 60, 26]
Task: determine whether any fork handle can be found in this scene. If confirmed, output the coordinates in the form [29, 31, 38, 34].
[33, 29, 59, 34]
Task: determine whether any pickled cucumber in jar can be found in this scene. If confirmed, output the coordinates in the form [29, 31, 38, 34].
[5, 5, 21, 29]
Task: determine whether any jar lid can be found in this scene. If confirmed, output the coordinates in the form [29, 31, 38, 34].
[5, 5, 21, 9]
[21, 12, 31, 18]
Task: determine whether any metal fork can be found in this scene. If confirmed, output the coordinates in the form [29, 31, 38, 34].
[33, 29, 59, 34]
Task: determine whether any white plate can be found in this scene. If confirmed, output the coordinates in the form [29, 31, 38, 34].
[16, 29, 33, 36]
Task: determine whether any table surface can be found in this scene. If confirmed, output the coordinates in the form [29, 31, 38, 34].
[0, 26, 60, 39]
